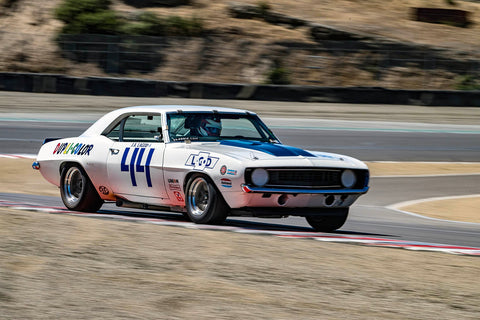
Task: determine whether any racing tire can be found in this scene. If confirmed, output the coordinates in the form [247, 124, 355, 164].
[60, 165, 103, 212]
[305, 208, 349, 232]
[185, 174, 229, 224]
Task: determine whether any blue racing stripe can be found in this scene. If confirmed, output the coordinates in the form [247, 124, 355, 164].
[220, 140, 315, 157]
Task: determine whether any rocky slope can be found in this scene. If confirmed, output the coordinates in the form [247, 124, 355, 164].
[1, 0, 480, 89]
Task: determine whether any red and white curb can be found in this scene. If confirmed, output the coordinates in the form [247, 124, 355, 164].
[1, 199, 479, 256]
[0, 154, 36, 159]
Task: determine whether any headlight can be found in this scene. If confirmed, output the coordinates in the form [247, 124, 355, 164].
[341, 170, 356, 188]
[251, 168, 269, 187]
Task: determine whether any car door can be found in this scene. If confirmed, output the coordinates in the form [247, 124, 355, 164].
[105, 113, 168, 202]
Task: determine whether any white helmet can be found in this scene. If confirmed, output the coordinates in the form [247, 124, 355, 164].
[197, 118, 222, 137]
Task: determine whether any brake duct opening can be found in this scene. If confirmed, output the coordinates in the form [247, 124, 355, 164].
[277, 194, 289, 206]
[324, 195, 336, 207]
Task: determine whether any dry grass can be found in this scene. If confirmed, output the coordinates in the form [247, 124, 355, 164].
[367, 161, 480, 176]
[401, 196, 480, 223]
[0, 206, 479, 319]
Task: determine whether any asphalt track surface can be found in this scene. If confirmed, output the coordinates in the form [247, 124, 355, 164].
[1, 93, 479, 249]
[2, 118, 480, 161]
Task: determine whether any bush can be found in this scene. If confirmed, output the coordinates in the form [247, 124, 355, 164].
[257, 1, 271, 16]
[266, 66, 291, 85]
[65, 11, 122, 34]
[55, 0, 121, 34]
[455, 75, 480, 90]
[2, 0, 20, 8]
[55, 0, 204, 36]
[163, 15, 204, 36]
[121, 12, 203, 36]
[55, 0, 112, 22]
[120, 11, 166, 35]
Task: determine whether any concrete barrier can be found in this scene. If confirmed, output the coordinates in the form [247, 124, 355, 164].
[1, 72, 479, 106]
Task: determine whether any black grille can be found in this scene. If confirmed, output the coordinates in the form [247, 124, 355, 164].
[266, 169, 342, 188]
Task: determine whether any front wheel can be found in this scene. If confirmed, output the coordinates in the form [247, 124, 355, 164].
[185, 174, 229, 224]
[60, 165, 103, 212]
[306, 208, 349, 232]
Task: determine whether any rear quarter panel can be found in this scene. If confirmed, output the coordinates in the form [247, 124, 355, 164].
[36, 136, 114, 199]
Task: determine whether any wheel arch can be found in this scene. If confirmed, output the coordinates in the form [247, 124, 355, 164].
[183, 171, 230, 208]
[59, 161, 84, 175]
[59, 161, 99, 195]
[183, 171, 211, 192]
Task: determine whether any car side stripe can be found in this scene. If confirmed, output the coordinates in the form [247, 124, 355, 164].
[130, 148, 139, 187]
[145, 148, 154, 187]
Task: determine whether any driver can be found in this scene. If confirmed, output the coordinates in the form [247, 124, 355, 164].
[196, 117, 222, 137]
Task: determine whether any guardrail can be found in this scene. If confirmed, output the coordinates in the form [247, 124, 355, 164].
[1, 72, 480, 106]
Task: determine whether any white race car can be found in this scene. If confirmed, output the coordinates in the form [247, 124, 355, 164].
[33, 105, 369, 231]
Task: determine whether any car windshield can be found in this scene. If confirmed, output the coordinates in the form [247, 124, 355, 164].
[167, 112, 279, 143]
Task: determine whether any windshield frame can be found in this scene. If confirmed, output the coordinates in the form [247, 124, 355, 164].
[166, 111, 280, 143]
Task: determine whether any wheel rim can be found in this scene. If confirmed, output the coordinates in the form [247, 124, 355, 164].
[63, 167, 85, 206]
[187, 177, 211, 217]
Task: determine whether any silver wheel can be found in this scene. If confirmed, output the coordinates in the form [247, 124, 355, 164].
[185, 174, 229, 224]
[60, 164, 103, 212]
[63, 166, 86, 207]
[187, 177, 212, 217]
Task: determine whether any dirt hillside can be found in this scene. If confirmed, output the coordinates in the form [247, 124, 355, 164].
[1, 0, 480, 88]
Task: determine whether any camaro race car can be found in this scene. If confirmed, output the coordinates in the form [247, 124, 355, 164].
[33, 105, 369, 232]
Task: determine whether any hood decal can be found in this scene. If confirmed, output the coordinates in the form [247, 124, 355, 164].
[220, 140, 315, 157]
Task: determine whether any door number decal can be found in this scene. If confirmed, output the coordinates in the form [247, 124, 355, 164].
[121, 147, 155, 187]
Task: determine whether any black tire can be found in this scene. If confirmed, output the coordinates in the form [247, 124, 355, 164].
[60, 165, 103, 212]
[305, 208, 349, 232]
[185, 174, 229, 224]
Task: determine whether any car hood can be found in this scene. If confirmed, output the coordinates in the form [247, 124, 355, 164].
[181, 140, 368, 169]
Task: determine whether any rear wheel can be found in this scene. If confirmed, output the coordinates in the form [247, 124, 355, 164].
[185, 174, 229, 224]
[306, 208, 349, 232]
[60, 165, 103, 212]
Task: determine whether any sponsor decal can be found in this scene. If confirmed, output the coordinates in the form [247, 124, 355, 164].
[185, 152, 219, 171]
[220, 165, 227, 175]
[220, 178, 232, 188]
[227, 169, 237, 176]
[173, 191, 184, 202]
[53, 142, 94, 156]
[121, 147, 155, 187]
[168, 178, 181, 191]
[98, 186, 110, 195]
[131, 142, 151, 148]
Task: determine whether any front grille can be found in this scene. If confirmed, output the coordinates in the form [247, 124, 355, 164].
[245, 167, 369, 190]
[267, 169, 341, 188]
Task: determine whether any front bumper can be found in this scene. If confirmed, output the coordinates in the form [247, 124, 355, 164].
[241, 184, 369, 195]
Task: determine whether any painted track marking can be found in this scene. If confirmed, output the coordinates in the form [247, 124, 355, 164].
[0, 199, 478, 256]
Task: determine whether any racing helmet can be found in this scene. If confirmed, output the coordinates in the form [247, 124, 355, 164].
[197, 118, 222, 137]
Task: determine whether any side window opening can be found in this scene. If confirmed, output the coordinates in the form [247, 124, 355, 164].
[105, 120, 123, 141]
[104, 114, 163, 142]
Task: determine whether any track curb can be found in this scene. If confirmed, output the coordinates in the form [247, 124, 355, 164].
[1, 199, 478, 256]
